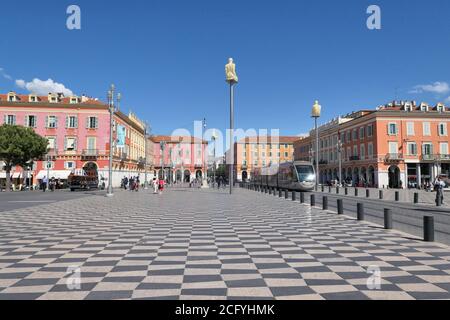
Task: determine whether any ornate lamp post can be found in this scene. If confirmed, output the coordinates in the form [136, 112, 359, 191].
[225, 58, 238, 195]
[202, 118, 209, 188]
[311, 100, 321, 191]
[106, 84, 120, 198]
[212, 130, 217, 188]
[160, 141, 166, 181]
[144, 121, 150, 190]
[336, 134, 343, 187]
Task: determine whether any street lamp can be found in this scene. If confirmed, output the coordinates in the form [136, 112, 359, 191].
[311, 100, 321, 191]
[225, 58, 238, 195]
[160, 141, 166, 182]
[106, 84, 120, 198]
[212, 130, 217, 188]
[144, 121, 150, 190]
[336, 135, 343, 187]
[201, 118, 209, 188]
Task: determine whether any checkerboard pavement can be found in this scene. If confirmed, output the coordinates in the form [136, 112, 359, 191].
[0, 187, 450, 300]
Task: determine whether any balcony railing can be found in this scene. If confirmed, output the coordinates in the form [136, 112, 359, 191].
[82, 149, 99, 156]
[349, 156, 360, 161]
[385, 153, 404, 161]
[422, 154, 450, 161]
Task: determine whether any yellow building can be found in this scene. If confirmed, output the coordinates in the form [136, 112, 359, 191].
[234, 136, 301, 181]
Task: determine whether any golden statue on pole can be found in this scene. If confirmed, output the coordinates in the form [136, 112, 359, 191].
[225, 58, 239, 83]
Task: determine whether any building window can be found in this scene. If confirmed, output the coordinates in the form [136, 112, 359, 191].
[87, 117, 99, 129]
[353, 146, 358, 157]
[422, 143, 433, 156]
[407, 142, 418, 156]
[47, 137, 56, 150]
[46, 116, 58, 128]
[65, 161, 76, 170]
[423, 122, 431, 136]
[360, 144, 365, 160]
[407, 122, 415, 136]
[438, 123, 448, 136]
[284, 152, 288, 157]
[352, 129, 358, 141]
[66, 116, 78, 128]
[359, 127, 365, 140]
[368, 143, 374, 158]
[25, 115, 37, 128]
[388, 123, 398, 135]
[4, 115, 16, 125]
[65, 137, 77, 152]
[367, 125, 374, 137]
[43, 161, 55, 170]
[437, 105, 445, 113]
[440, 143, 448, 155]
[346, 131, 351, 142]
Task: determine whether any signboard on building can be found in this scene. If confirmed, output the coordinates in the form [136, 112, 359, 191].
[117, 125, 126, 148]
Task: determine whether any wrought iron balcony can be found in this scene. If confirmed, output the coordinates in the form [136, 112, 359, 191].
[422, 154, 450, 161]
[385, 153, 404, 161]
[82, 149, 99, 156]
[349, 156, 360, 161]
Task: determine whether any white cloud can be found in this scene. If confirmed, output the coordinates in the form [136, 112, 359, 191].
[410, 81, 450, 94]
[15, 78, 74, 96]
[0, 67, 12, 80]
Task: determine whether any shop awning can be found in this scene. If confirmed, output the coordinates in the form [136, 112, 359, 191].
[0, 172, 24, 179]
[36, 170, 72, 180]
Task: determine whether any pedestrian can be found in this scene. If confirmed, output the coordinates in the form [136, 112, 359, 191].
[158, 178, 165, 194]
[434, 176, 445, 205]
[42, 176, 48, 192]
[153, 177, 158, 194]
[135, 177, 140, 192]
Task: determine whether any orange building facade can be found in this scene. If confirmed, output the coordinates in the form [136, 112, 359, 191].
[234, 136, 301, 182]
[295, 101, 450, 189]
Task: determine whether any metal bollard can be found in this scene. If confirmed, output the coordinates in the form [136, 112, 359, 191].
[310, 194, 316, 207]
[336, 187, 340, 194]
[323, 196, 328, 210]
[357, 203, 365, 221]
[366, 189, 370, 198]
[379, 190, 383, 200]
[345, 188, 348, 195]
[321, 185, 324, 193]
[414, 192, 419, 204]
[355, 188, 359, 197]
[384, 209, 393, 230]
[300, 192, 305, 204]
[424, 216, 435, 242]
[337, 199, 343, 215]
[285, 189, 289, 199]
[395, 191, 400, 202]
[328, 186, 332, 193]
[292, 191, 296, 201]
[279, 189, 282, 198]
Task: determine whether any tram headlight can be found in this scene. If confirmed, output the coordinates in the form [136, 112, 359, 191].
[305, 174, 315, 182]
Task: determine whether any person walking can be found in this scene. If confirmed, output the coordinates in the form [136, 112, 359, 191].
[158, 178, 165, 194]
[152, 177, 158, 194]
[135, 177, 140, 192]
[434, 176, 445, 206]
[42, 176, 48, 192]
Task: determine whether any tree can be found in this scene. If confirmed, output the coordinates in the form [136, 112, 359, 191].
[0, 124, 48, 192]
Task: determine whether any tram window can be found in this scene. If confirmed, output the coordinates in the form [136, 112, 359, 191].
[296, 165, 315, 182]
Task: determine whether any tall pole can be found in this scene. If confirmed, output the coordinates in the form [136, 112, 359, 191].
[202, 118, 209, 188]
[315, 117, 319, 191]
[338, 139, 342, 187]
[229, 82, 234, 195]
[213, 135, 216, 187]
[144, 122, 149, 190]
[106, 84, 115, 198]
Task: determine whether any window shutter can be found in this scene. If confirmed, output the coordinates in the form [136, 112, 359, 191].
[55, 117, 58, 128]
[33, 116, 37, 128]
[95, 117, 99, 129]
[75, 117, 78, 128]
[25, 115, 29, 127]
[12, 115, 16, 125]
[86, 117, 89, 129]
[74, 139, 78, 151]
[64, 138, 67, 151]
[45, 116, 49, 128]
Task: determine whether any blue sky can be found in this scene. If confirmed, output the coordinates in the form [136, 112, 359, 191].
[1, 0, 450, 145]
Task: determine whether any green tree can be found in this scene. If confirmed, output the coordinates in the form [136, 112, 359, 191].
[0, 125, 48, 192]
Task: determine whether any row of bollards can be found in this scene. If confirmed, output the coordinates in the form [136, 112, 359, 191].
[246, 184, 436, 242]
[318, 186, 424, 205]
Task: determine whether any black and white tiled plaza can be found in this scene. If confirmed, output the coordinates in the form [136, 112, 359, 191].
[0, 188, 449, 300]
